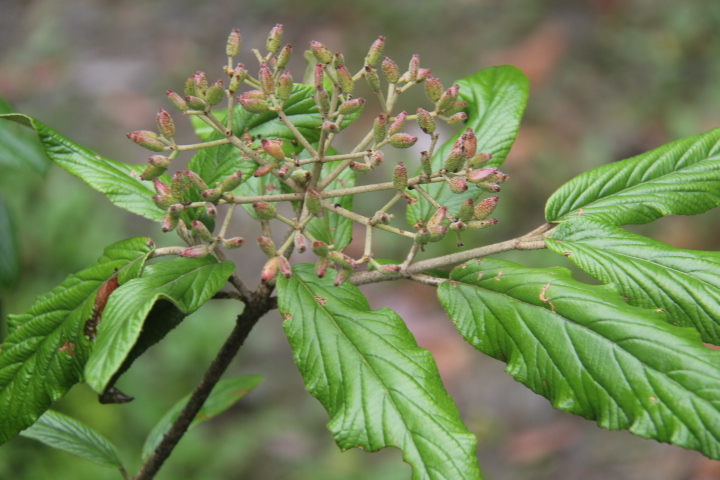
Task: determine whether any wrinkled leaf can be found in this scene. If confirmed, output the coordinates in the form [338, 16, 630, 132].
[278, 264, 481, 480]
[0, 97, 49, 174]
[545, 128, 720, 224]
[547, 217, 720, 344]
[0, 114, 165, 222]
[408, 65, 529, 225]
[439, 258, 720, 459]
[142, 375, 262, 460]
[0, 195, 19, 288]
[0, 237, 154, 444]
[20, 410, 124, 470]
[85, 256, 235, 393]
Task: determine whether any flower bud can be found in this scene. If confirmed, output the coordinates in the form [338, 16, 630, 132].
[382, 57, 400, 83]
[305, 188, 322, 214]
[229, 64, 247, 94]
[261, 256, 280, 284]
[222, 236, 245, 249]
[266, 24, 283, 54]
[349, 161, 372, 172]
[201, 187, 222, 203]
[156, 109, 175, 138]
[183, 170, 208, 190]
[427, 224, 448, 242]
[261, 138, 285, 161]
[377, 263, 402, 275]
[259, 63, 274, 96]
[190, 220, 214, 241]
[393, 162, 408, 190]
[170, 171, 186, 201]
[315, 88, 330, 113]
[277, 71, 293, 100]
[184, 75, 197, 97]
[447, 176, 468, 194]
[365, 36, 385, 67]
[205, 203, 217, 217]
[253, 201, 277, 220]
[315, 255, 330, 278]
[407, 54, 420, 82]
[167, 203, 185, 217]
[388, 111, 407, 136]
[291, 169, 311, 186]
[421, 151, 432, 176]
[329, 251, 358, 269]
[436, 84, 459, 112]
[468, 218, 498, 230]
[180, 245, 212, 259]
[310, 40, 333, 64]
[364, 65, 380, 92]
[425, 76, 444, 103]
[184, 95, 207, 111]
[335, 65, 354, 95]
[153, 177, 172, 196]
[277, 44, 292, 69]
[166, 90, 189, 112]
[218, 171, 243, 192]
[152, 194, 174, 209]
[373, 113, 388, 144]
[474, 196, 499, 220]
[127, 132, 165, 152]
[277, 162, 292, 178]
[457, 198, 475, 222]
[415, 227, 431, 244]
[416, 108, 435, 134]
[371, 150, 384, 166]
[446, 112, 468, 125]
[468, 153, 493, 169]
[372, 211, 391, 224]
[239, 97, 270, 114]
[389, 133, 418, 149]
[149, 155, 171, 169]
[467, 168, 497, 184]
[333, 52, 345, 68]
[273, 255, 290, 279]
[444, 147, 466, 173]
[258, 236, 277, 257]
[444, 101, 467, 117]
[206, 81, 225, 106]
[428, 206, 447, 228]
[476, 182, 502, 193]
[449, 220, 467, 231]
[313, 63, 324, 90]
[338, 97, 365, 115]
[311, 241, 330, 257]
[490, 171, 509, 183]
[322, 121, 339, 133]
[417, 68, 431, 81]
[226, 29, 242, 57]
[461, 129, 477, 158]
[161, 212, 179, 232]
[334, 265, 354, 286]
[294, 233, 308, 253]
[254, 162, 278, 178]
[140, 165, 165, 181]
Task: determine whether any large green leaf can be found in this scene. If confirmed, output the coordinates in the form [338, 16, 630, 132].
[0, 114, 165, 222]
[0, 237, 154, 444]
[0, 97, 49, 174]
[547, 217, 720, 345]
[85, 256, 235, 393]
[545, 128, 720, 224]
[141, 375, 262, 460]
[438, 258, 720, 459]
[277, 264, 481, 480]
[407, 65, 529, 225]
[20, 410, 125, 470]
[0, 195, 19, 288]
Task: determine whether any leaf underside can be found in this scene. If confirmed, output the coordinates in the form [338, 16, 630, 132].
[438, 258, 720, 460]
[278, 264, 481, 480]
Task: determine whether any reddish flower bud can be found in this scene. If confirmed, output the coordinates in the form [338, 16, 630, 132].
[315, 255, 330, 278]
[389, 133, 417, 149]
[305, 188, 322, 214]
[468, 218, 498, 230]
[336, 65, 354, 95]
[322, 121, 339, 133]
[449, 220, 467, 231]
[312, 241, 330, 257]
[371, 150, 384, 166]
[425, 75, 444, 103]
[276, 162, 292, 178]
[180, 245, 212, 259]
[334, 265, 354, 286]
[226, 29, 242, 57]
[253, 162, 278, 177]
[416, 108, 435, 134]
[277, 44, 292, 69]
[338, 97, 365, 115]
[259, 63, 274, 96]
[294, 233, 308, 254]
[381, 57, 400, 83]
[448, 176, 468, 194]
[377, 263, 402, 275]
[191, 220, 214, 242]
[206, 81, 225, 106]
[373, 113, 388, 144]
[364, 65, 380, 92]
[474, 196, 499, 220]
[468, 153, 492, 169]
[261, 138, 286, 161]
[417, 68, 431, 81]
[444, 147, 466, 173]
[388, 111, 407, 136]
[127, 131, 165, 152]
[205, 203, 217, 217]
[277, 71, 293, 100]
[477, 182, 502, 193]
[156, 109, 175, 138]
[310, 40, 333, 64]
[201, 187, 222, 203]
[239, 97, 270, 114]
[349, 161, 372, 172]
[184, 95, 207, 111]
[446, 112, 468, 125]
[428, 224, 448, 242]
[428, 206, 447, 228]
[222, 236, 245, 249]
[266, 24, 283, 54]
[407, 54, 420, 82]
[252, 201, 277, 220]
[258, 236, 277, 257]
[218, 171, 243, 192]
[261, 256, 280, 284]
[415, 227, 432, 244]
[372, 211, 391, 224]
[444, 100, 467, 117]
[490, 171, 509, 183]
[365, 36, 385, 67]
[393, 162, 408, 190]
[421, 151, 432, 176]
[161, 212, 179, 232]
[329, 251, 358, 269]
[461, 129, 477, 158]
[153, 177, 172, 196]
[314, 63, 324, 90]
[467, 168, 497, 184]
[166, 90, 188, 112]
[183, 169, 208, 190]
[458, 198, 475, 222]
[436, 84, 459, 112]
[278, 256, 292, 278]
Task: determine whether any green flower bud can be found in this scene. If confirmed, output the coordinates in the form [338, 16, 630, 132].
[415, 227, 431, 244]
[277, 71, 293, 100]
[381, 56, 400, 83]
[261, 138, 286, 161]
[222, 236, 245, 249]
[476, 182, 502, 193]
[205, 203, 217, 217]
[447, 176, 468, 194]
[349, 161, 372, 172]
[335, 65, 354, 95]
[389, 133, 418, 149]
[421, 151, 432, 176]
[258, 236, 277, 257]
[457, 198, 475, 222]
[161, 212, 179, 232]
[310, 40, 333, 64]
[253, 201, 277, 220]
[156, 109, 175, 138]
[437, 84, 460, 112]
[206, 81, 225, 106]
[467, 218, 498, 229]
[365, 36, 385, 67]
[444, 147, 466, 173]
[311, 241, 330, 257]
[334, 265, 354, 286]
[193, 71, 208, 97]
[184, 75, 197, 97]
[291, 169, 311, 186]
[170, 171, 186, 201]
[140, 164, 165, 181]
[266, 24, 283, 54]
[338, 97, 365, 115]
[152, 193, 174, 210]
[468, 153, 492, 169]
[424, 75, 444, 103]
[446, 112, 468, 125]
[333, 52, 345, 68]
[329, 251, 358, 269]
[393, 162, 408, 190]
[377, 263, 402, 275]
[277, 44, 293, 69]
[127, 131, 165, 152]
[364, 65, 380, 92]
[226, 29, 242, 57]
[444, 100, 467, 117]
[388, 111, 407, 136]
[449, 220, 467, 231]
[166, 90, 188, 112]
[407, 54, 420, 82]
[427, 224, 448, 242]
[315, 255, 330, 278]
[239, 97, 270, 114]
[416, 108, 435, 134]
[183, 169, 208, 190]
[218, 171, 243, 193]
[190, 220, 214, 242]
[474, 196, 499, 220]
[373, 113, 388, 144]
[184, 95, 207, 111]
[305, 188, 322, 214]
[201, 187, 222, 203]
[259, 63, 274, 96]
[315, 88, 330, 113]
[322, 121, 339, 133]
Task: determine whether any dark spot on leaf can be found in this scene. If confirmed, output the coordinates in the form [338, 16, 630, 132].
[314, 295, 327, 306]
[58, 341, 75, 357]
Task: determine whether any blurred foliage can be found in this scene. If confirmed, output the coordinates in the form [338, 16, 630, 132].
[2, 1, 720, 479]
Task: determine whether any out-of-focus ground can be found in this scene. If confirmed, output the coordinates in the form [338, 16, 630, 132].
[2, 1, 720, 479]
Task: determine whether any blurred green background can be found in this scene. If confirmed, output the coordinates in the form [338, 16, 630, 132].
[3, 1, 720, 479]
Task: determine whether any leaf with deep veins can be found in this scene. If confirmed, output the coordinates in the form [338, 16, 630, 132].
[277, 264, 481, 480]
[438, 258, 720, 459]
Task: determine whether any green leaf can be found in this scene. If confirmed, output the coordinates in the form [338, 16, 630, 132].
[141, 375, 262, 460]
[20, 410, 125, 470]
[438, 258, 720, 459]
[0, 113, 166, 222]
[0, 195, 19, 288]
[85, 256, 235, 393]
[545, 128, 720, 224]
[304, 157, 355, 249]
[277, 264, 481, 480]
[407, 65, 529, 225]
[547, 217, 720, 344]
[0, 97, 49, 174]
[186, 142, 254, 191]
[0, 237, 154, 444]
